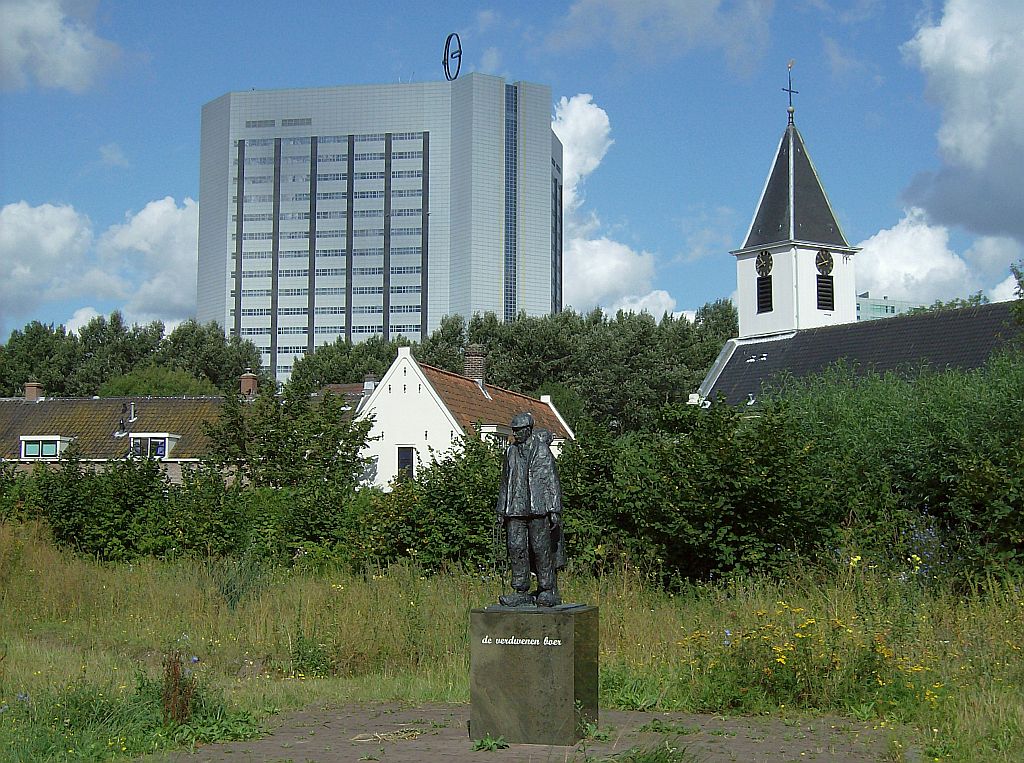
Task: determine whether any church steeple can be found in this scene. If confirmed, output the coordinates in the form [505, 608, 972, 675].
[732, 65, 858, 339]
[742, 120, 850, 249]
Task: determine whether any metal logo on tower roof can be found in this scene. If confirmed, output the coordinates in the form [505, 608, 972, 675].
[443, 33, 462, 81]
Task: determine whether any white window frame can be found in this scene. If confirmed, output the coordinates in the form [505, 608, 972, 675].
[128, 433, 180, 460]
[20, 436, 71, 461]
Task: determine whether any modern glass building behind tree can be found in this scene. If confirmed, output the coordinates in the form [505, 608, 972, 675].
[198, 73, 563, 380]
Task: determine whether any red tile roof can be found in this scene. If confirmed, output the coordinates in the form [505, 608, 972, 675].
[418, 364, 572, 440]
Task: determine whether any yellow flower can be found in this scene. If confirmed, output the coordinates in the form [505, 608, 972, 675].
[849, 555, 861, 568]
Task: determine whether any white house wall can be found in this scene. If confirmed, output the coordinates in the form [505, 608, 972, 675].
[359, 350, 462, 488]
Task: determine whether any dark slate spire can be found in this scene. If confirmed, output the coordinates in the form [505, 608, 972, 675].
[742, 120, 850, 250]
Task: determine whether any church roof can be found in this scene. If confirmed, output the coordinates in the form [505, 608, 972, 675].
[741, 121, 850, 251]
[699, 302, 1022, 405]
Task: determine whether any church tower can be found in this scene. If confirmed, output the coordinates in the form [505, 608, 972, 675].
[732, 75, 858, 339]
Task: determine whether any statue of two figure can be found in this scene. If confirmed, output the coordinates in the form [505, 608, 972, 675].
[495, 412, 567, 607]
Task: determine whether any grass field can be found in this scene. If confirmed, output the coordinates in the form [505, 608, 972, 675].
[1, 522, 1022, 762]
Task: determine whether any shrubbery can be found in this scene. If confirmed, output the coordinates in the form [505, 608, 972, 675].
[1, 348, 1022, 580]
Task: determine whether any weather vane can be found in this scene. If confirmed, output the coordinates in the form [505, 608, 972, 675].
[783, 59, 798, 124]
[443, 33, 462, 81]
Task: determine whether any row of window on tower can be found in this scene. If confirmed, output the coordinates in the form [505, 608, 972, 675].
[755, 249, 835, 314]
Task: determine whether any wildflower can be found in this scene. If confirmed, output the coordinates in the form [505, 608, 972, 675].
[190, 655, 200, 664]
[849, 555, 861, 568]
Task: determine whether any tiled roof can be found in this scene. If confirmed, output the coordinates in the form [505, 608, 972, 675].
[703, 302, 1022, 405]
[418, 364, 572, 440]
[0, 396, 223, 460]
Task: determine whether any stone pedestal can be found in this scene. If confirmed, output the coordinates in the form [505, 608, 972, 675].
[470, 604, 598, 746]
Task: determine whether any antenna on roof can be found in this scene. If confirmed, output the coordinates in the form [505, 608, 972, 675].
[783, 59, 798, 125]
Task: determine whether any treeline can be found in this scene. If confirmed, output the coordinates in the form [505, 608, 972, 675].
[0, 313, 264, 397]
[1, 301, 737, 432]
[3, 346, 1022, 580]
[289, 300, 738, 432]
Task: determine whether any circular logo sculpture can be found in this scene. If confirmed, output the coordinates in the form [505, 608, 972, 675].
[443, 33, 462, 81]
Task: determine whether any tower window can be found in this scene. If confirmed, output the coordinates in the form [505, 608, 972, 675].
[816, 276, 835, 311]
[756, 276, 773, 313]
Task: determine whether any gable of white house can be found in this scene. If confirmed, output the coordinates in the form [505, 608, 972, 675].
[358, 348, 464, 488]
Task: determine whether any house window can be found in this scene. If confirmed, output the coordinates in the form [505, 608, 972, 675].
[397, 446, 415, 480]
[20, 436, 68, 460]
[128, 433, 178, 460]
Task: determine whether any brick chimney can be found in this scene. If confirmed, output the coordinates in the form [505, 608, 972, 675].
[240, 371, 258, 398]
[24, 381, 44, 402]
[463, 344, 486, 383]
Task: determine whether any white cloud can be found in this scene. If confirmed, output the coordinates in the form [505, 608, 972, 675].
[99, 142, 129, 168]
[854, 208, 977, 303]
[563, 236, 657, 311]
[989, 273, 1019, 303]
[553, 92, 686, 314]
[64, 306, 99, 334]
[552, 94, 613, 216]
[612, 289, 677, 316]
[963, 235, 1023, 282]
[98, 197, 199, 325]
[0, 0, 120, 92]
[550, 0, 772, 73]
[0, 197, 197, 337]
[902, 0, 1024, 241]
[0, 201, 116, 334]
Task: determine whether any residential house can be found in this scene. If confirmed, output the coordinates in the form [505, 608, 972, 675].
[356, 345, 575, 488]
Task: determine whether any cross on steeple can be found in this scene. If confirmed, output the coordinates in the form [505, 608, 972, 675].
[782, 59, 798, 124]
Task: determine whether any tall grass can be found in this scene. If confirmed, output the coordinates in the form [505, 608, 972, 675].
[2, 522, 1022, 762]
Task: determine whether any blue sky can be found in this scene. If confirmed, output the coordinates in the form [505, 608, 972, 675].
[1, 0, 1022, 339]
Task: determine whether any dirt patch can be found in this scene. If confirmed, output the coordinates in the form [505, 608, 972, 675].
[147, 702, 911, 762]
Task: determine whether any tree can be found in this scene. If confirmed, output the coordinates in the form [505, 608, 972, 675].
[288, 334, 411, 392]
[906, 291, 990, 315]
[0, 321, 80, 396]
[98, 365, 220, 397]
[68, 312, 165, 395]
[155, 320, 265, 392]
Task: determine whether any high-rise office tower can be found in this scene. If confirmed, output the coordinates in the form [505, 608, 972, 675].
[197, 73, 564, 379]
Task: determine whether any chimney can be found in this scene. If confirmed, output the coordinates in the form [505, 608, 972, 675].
[363, 373, 377, 395]
[24, 381, 44, 402]
[240, 371, 258, 398]
[464, 344, 486, 383]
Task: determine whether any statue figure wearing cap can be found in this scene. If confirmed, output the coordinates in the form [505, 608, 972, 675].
[495, 412, 566, 607]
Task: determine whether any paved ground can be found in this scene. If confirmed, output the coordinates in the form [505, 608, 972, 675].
[148, 702, 911, 763]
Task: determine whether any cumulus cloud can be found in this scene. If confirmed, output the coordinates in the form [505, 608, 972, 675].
[552, 94, 613, 216]
[553, 92, 689, 315]
[612, 289, 677, 317]
[0, 197, 197, 337]
[989, 273, 1019, 303]
[563, 236, 656, 310]
[64, 306, 99, 334]
[854, 208, 978, 303]
[902, 0, 1024, 241]
[549, 0, 772, 73]
[0, 201, 116, 334]
[98, 197, 199, 325]
[0, 0, 120, 92]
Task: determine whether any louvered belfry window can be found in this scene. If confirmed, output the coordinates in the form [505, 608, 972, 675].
[756, 276, 773, 313]
[816, 275, 834, 311]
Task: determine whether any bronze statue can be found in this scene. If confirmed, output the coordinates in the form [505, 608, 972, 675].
[496, 412, 566, 607]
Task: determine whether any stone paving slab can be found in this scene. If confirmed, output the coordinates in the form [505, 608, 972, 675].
[147, 702, 907, 763]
